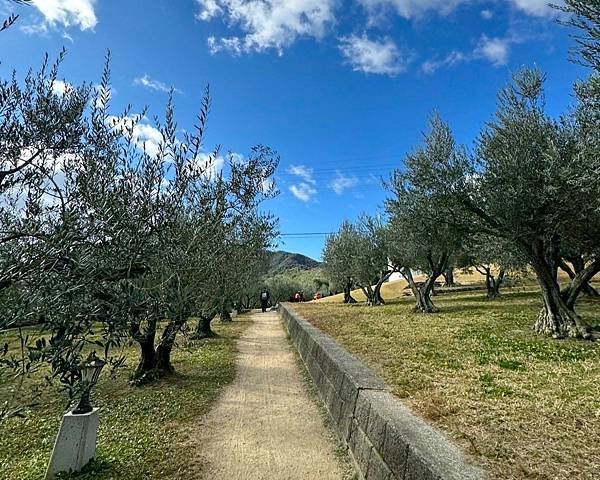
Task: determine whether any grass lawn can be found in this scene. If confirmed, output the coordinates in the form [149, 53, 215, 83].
[293, 288, 600, 480]
[0, 317, 251, 479]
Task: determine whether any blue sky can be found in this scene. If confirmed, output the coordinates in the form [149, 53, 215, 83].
[0, 0, 587, 260]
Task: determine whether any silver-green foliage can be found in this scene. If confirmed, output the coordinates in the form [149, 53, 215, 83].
[0, 52, 278, 416]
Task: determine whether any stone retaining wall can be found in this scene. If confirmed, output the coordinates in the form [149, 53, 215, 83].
[279, 303, 487, 480]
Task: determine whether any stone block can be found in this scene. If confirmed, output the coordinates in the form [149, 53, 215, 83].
[382, 421, 410, 480]
[355, 390, 372, 431]
[348, 420, 373, 477]
[327, 392, 343, 430]
[45, 409, 99, 479]
[338, 401, 355, 443]
[367, 448, 394, 480]
[366, 404, 387, 454]
[339, 375, 360, 413]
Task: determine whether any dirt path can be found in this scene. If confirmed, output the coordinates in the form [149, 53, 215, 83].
[180, 310, 348, 480]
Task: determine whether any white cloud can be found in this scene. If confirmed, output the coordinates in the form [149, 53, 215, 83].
[329, 171, 358, 195]
[357, 0, 561, 20]
[192, 152, 225, 179]
[422, 50, 466, 74]
[29, 0, 97, 31]
[208, 36, 243, 55]
[339, 34, 409, 76]
[196, 0, 337, 54]
[289, 183, 317, 202]
[423, 33, 520, 74]
[51, 79, 72, 96]
[287, 164, 317, 202]
[475, 35, 511, 66]
[133, 74, 181, 94]
[197, 0, 223, 20]
[288, 165, 316, 184]
[511, 0, 562, 17]
[107, 115, 163, 158]
[357, 0, 466, 20]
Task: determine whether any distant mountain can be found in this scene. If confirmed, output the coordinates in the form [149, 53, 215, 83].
[266, 250, 321, 275]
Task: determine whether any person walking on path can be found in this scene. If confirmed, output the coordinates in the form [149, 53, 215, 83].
[260, 289, 270, 312]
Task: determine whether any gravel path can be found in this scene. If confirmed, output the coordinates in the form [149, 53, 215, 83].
[181, 310, 347, 480]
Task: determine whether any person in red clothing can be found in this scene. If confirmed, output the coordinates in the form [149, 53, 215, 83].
[293, 291, 301, 302]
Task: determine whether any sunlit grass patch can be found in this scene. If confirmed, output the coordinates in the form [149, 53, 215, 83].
[0, 317, 251, 479]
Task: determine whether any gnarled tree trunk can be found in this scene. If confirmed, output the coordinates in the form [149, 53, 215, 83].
[530, 243, 591, 339]
[343, 277, 357, 304]
[191, 311, 217, 339]
[475, 266, 506, 299]
[220, 299, 232, 322]
[562, 257, 600, 309]
[360, 284, 375, 305]
[155, 320, 180, 372]
[400, 267, 439, 313]
[130, 319, 158, 379]
[442, 267, 456, 287]
[371, 270, 393, 306]
[561, 256, 600, 299]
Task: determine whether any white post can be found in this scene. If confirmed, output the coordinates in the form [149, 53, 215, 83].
[45, 408, 99, 480]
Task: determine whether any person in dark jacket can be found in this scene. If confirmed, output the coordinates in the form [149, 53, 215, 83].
[260, 289, 270, 312]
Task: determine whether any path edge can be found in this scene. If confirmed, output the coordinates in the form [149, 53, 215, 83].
[278, 302, 488, 480]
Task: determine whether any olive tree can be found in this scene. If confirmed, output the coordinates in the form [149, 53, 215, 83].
[463, 69, 599, 338]
[458, 234, 526, 299]
[323, 221, 358, 304]
[0, 53, 101, 412]
[323, 216, 393, 306]
[557, 1, 600, 69]
[386, 115, 470, 312]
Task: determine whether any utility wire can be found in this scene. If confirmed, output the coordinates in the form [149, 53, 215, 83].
[279, 232, 335, 237]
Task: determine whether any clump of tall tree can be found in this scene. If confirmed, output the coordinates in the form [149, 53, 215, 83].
[0, 52, 278, 415]
[324, 216, 395, 306]
[386, 115, 470, 312]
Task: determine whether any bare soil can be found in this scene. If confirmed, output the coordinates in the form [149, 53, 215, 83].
[176, 310, 348, 480]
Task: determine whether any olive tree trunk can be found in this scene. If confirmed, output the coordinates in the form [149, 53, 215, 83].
[400, 267, 439, 313]
[191, 311, 218, 339]
[475, 266, 506, 299]
[562, 257, 600, 309]
[371, 270, 394, 306]
[442, 268, 456, 287]
[155, 320, 181, 372]
[530, 245, 592, 339]
[130, 318, 158, 379]
[220, 299, 232, 322]
[561, 256, 600, 299]
[343, 277, 357, 304]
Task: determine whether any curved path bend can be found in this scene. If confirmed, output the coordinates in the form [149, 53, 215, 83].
[183, 310, 347, 480]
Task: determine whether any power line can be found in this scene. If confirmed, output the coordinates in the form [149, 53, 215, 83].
[279, 232, 335, 237]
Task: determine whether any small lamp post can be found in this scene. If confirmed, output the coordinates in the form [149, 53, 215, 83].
[72, 351, 106, 415]
[46, 351, 107, 479]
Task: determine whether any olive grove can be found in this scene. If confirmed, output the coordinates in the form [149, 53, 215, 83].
[323, 3, 600, 339]
[0, 53, 278, 416]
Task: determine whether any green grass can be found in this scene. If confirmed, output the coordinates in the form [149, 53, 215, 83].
[0, 318, 251, 479]
[293, 288, 600, 480]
